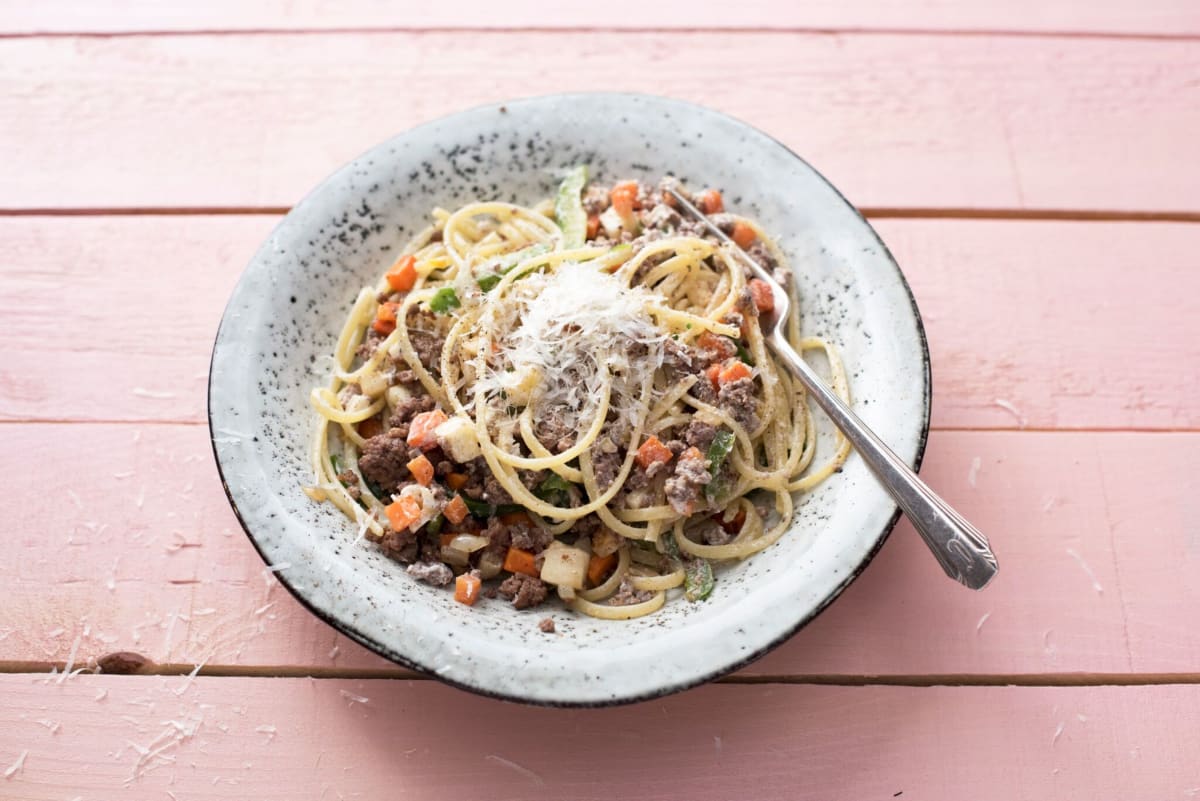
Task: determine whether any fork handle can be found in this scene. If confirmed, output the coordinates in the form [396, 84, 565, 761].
[768, 334, 999, 590]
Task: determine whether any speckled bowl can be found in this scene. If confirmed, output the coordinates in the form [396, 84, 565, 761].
[208, 93, 930, 706]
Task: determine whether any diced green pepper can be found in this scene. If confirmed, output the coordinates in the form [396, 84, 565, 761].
[426, 513, 444, 536]
[461, 495, 493, 518]
[684, 557, 715, 602]
[535, 473, 574, 507]
[732, 340, 755, 366]
[703, 429, 736, 501]
[362, 474, 386, 500]
[458, 496, 527, 519]
[554, 165, 589, 248]
[429, 287, 460, 314]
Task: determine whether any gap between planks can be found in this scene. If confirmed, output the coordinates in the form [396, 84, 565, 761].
[4, 420, 1199, 434]
[3, 206, 1200, 222]
[2, 26, 1199, 43]
[3, 661, 1200, 686]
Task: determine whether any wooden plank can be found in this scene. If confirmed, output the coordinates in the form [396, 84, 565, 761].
[3, 423, 1197, 678]
[3, 0, 1198, 35]
[4, 216, 1198, 430]
[870, 218, 1200, 431]
[1, 676, 1198, 799]
[1, 33, 1197, 213]
[0, 216, 272, 424]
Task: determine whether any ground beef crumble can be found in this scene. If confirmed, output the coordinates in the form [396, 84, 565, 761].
[405, 307, 446, 375]
[695, 518, 737, 547]
[406, 561, 453, 586]
[534, 407, 576, 454]
[357, 433, 410, 493]
[498, 573, 549, 609]
[510, 523, 554, 553]
[718, 377, 760, 431]
[384, 394, 436, 439]
[607, 578, 654, 606]
[683, 420, 717, 452]
[590, 436, 623, 491]
[664, 448, 712, 516]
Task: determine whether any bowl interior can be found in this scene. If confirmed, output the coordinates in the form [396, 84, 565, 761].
[209, 93, 929, 706]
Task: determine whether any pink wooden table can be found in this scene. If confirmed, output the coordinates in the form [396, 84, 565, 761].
[3, 2, 1199, 798]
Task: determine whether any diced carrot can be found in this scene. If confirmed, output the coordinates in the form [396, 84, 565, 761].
[747, 278, 775, 314]
[705, 363, 722, 388]
[718, 360, 752, 385]
[696, 189, 724, 215]
[454, 572, 482, 606]
[406, 409, 448, 451]
[372, 302, 398, 335]
[634, 435, 673, 470]
[446, 472, 469, 491]
[407, 454, 434, 486]
[499, 510, 531, 527]
[681, 446, 705, 461]
[586, 552, 618, 587]
[444, 495, 469, 525]
[696, 331, 736, 360]
[357, 416, 383, 440]
[502, 547, 538, 577]
[586, 214, 600, 240]
[610, 181, 639, 217]
[662, 189, 679, 208]
[385, 255, 418, 292]
[731, 221, 756, 249]
[385, 496, 422, 531]
[716, 507, 747, 535]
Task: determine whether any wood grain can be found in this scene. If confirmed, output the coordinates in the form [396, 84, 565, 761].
[4, 0, 1198, 36]
[4, 216, 1197, 429]
[3, 422, 1196, 678]
[2, 5, 1193, 797]
[1, 676, 1198, 800]
[1, 33, 1197, 213]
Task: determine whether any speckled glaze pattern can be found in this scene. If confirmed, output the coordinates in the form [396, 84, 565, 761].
[208, 93, 930, 707]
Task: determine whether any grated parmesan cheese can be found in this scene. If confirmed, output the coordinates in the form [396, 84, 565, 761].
[4, 750, 27, 779]
[473, 263, 666, 431]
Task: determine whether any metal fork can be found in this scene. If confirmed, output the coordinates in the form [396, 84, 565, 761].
[668, 188, 998, 590]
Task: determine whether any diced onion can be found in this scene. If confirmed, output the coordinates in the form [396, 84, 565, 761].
[440, 547, 470, 567]
[359, 369, 388, 397]
[539, 542, 589, 590]
[445, 534, 489, 554]
[478, 550, 504, 579]
[386, 385, 411, 409]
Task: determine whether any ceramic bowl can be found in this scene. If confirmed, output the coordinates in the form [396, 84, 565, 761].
[209, 93, 930, 706]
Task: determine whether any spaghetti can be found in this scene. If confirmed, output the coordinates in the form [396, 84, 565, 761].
[305, 168, 851, 622]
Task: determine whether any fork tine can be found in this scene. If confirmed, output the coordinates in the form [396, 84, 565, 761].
[664, 187, 789, 321]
